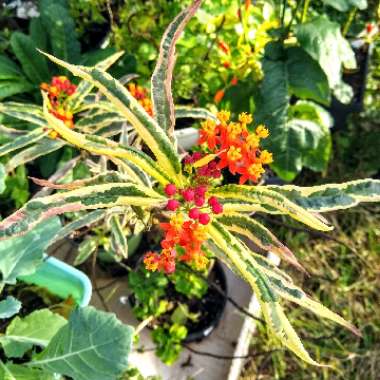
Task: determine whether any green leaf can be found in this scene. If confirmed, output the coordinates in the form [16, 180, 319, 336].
[151, 0, 201, 137]
[0, 129, 46, 158]
[0, 56, 23, 80]
[0, 163, 5, 194]
[267, 179, 380, 212]
[0, 217, 61, 284]
[29, 18, 48, 51]
[295, 16, 356, 90]
[109, 215, 128, 260]
[1, 309, 67, 358]
[175, 106, 217, 121]
[322, 0, 367, 11]
[41, 4, 81, 65]
[74, 238, 98, 266]
[0, 79, 34, 100]
[0, 183, 164, 239]
[10, 32, 50, 84]
[0, 297, 21, 319]
[0, 102, 46, 128]
[0, 362, 54, 380]
[286, 47, 330, 105]
[29, 307, 134, 380]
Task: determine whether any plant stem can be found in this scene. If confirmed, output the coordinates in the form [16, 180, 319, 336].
[301, 0, 310, 23]
[281, 0, 287, 26]
[342, 8, 357, 37]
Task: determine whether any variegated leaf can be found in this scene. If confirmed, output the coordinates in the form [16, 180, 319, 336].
[0, 128, 47, 157]
[0, 102, 46, 127]
[207, 221, 359, 365]
[67, 51, 125, 112]
[267, 179, 380, 212]
[74, 237, 98, 266]
[0, 183, 165, 239]
[42, 96, 177, 186]
[217, 213, 305, 272]
[75, 111, 124, 130]
[5, 139, 65, 173]
[40, 51, 183, 181]
[110, 215, 128, 260]
[175, 106, 218, 121]
[151, 0, 201, 137]
[209, 184, 332, 231]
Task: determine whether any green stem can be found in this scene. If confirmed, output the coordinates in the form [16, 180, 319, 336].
[281, 0, 287, 26]
[342, 8, 357, 37]
[301, 0, 311, 23]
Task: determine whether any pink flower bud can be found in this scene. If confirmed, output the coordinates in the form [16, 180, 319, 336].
[212, 202, 223, 214]
[189, 208, 200, 220]
[166, 199, 180, 211]
[208, 196, 219, 206]
[194, 196, 205, 207]
[164, 184, 177, 196]
[195, 185, 207, 197]
[182, 188, 195, 202]
[199, 213, 211, 225]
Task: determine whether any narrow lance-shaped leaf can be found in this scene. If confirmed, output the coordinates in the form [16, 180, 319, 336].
[109, 215, 128, 260]
[0, 182, 164, 240]
[209, 184, 332, 231]
[74, 238, 98, 266]
[67, 51, 125, 112]
[42, 96, 176, 186]
[39, 51, 183, 181]
[0, 129, 47, 157]
[175, 106, 218, 121]
[267, 179, 380, 212]
[0, 102, 46, 127]
[5, 139, 65, 173]
[206, 221, 321, 365]
[151, 0, 201, 137]
[217, 213, 305, 272]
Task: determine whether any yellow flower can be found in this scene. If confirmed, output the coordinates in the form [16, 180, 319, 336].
[260, 150, 273, 164]
[227, 146, 242, 161]
[256, 125, 269, 138]
[248, 163, 265, 178]
[217, 110, 231, 124]
[246, 133, 260, 149]
[238, 112, 253, 125]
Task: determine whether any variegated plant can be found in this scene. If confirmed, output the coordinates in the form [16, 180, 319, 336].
[1, 0, 380, 365]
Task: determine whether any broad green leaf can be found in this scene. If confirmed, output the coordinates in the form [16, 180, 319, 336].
[1, 309, 67, 358]
[209, 184, 332, 231]
[41, 4, 80, 65]
[42, 96, 176, 185]
[40, 51, 183, 181]
[29, 18, 48, 51]
[74, 238, 98, 266]
[10, 32, 50, 84]
[0, 56, 23, 80]
[295, 16, 356, 89]
[0, 79, 34, 100]
[29, 307, 134, 380]
[217, 213, 304, 271]
[5, 139, 65, 173]
[0, 183, 164, 239]
[322, 0, 367, 11]
[0, 102, 46, 128]
[0, 362, 54, 380]
[267, 179, 380, 212]
[0, 297, 21, 319]
[151, 0, 201, 137]
[0, 217, 61, 284]
[0, 129, 47, 157]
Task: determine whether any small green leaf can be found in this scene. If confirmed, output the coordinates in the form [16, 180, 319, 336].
[322, 0, 367, 11]
[74, 238, 98, 266]
[0, 361, 55, 380]
[0, 297, 21, 319]
[1, 309, 67, 358]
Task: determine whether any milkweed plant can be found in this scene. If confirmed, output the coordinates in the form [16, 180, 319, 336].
[0, 0, 379, 366]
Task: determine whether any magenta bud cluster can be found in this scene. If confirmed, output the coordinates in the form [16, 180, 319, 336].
[164, 183, 223, 225]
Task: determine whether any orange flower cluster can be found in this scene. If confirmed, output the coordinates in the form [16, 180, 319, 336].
[199, 111, 273, 184]
[40, 76, 77, 139]
[144, 215, 208, 274]
[128, 83, 153, 116]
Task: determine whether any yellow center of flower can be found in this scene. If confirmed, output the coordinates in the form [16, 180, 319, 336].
[201, 119, 217, 135]
[256, 125, 269, 138]
[246, 134, 260, 149]
[260, 150, 273, 164]
[238, 112, 253, 125]
[227, 146, 242, 161]
[217, 110, 231, 125]
[248, 163, 265, 177]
